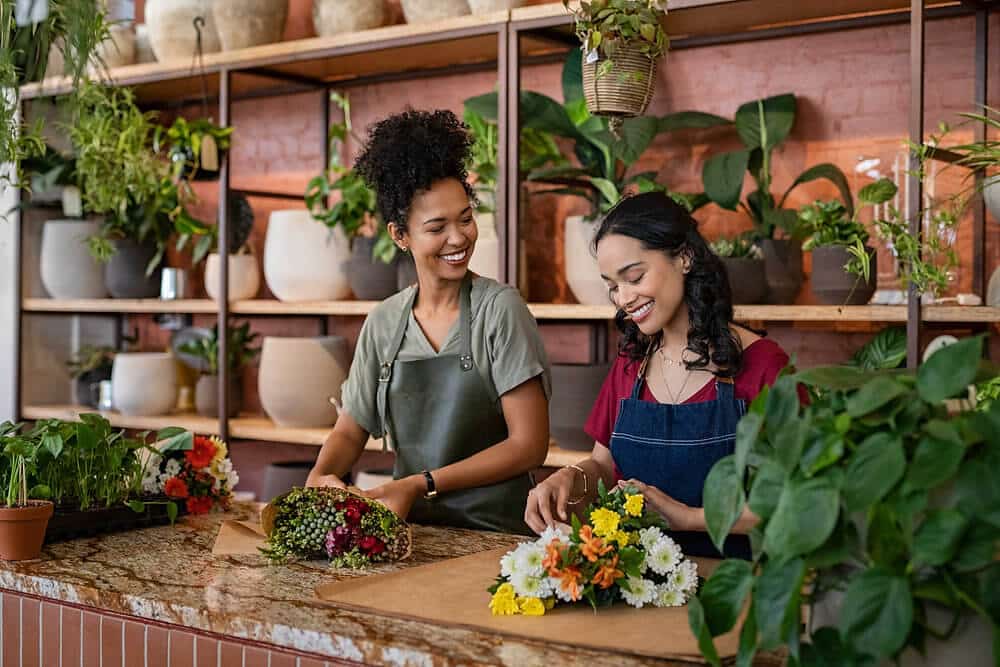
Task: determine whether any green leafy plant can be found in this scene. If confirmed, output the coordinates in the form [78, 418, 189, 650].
[873, 204, 958, 297]
[847, 327, 906, 371]
[692, 336, 1000, 666]
[175, 191, 255, 267]
[20, 143, 77, 198]
[562, 0, 669, 78]
[701, 93, 853, 241]
[66, 344, 115, 379]
[976, 375, 1000, 413]
[157, 116, 233, 181]
[710, 235, 762, 260]
[0, 421, 45, 507]
[177, 322, 260, 377]
[945, 107, 1000, 174]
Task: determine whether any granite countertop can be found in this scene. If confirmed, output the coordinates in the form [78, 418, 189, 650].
[0, 503, 759, 666]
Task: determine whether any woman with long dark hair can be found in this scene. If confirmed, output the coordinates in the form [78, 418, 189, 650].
[524, 191, 790, 558]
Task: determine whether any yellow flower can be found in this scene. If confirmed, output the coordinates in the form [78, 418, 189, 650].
[209, 436, 228, 462]
[517, 597, 546, 616]
[624, 494, 644, 517]
[609, 530, 631, 549]
[543, 597, 556, 610]
[589, 508, 620, 538]
[489, 584, 520, 616]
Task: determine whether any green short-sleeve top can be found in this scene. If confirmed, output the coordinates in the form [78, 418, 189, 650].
[340, 276, 552, 438]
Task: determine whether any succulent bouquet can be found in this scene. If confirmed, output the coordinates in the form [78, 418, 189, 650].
[260, 487, 412, 569]
[139, 435, 238, 517]
[489, 481, 699, 616]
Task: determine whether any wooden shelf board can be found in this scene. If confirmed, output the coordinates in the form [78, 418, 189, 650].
[20, 405, 221, 434]
[230, 300, 378, 316]
[22, 298, 217, 314]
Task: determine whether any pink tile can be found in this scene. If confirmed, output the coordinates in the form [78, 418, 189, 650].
[2, 593, 19, 667]
[269, 650, 296, 667]
[41, 602, 61, 667]
[300, 657, 327, 667]
[147, 624, 169, 667]
[169, 628, 194, 667]
[124, 620, 146, 667]
[21, 597, 40, 667]
[196, 635, 218, 667]
[61, 606, 82, 667]
[244, 646, 268, 667]
[101, 617, 123, 667]
[82, 611, 101, 667]
[219, 640, 243, 667]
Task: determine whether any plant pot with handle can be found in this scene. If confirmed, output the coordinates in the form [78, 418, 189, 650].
[720, 257, 767, 305]
[144, 0, 222, 63]
[212, 0, 288, 51]
[40, 219, 108, 299]
[194, 374, 242, 418]
[399, 0, 469, 24]
[0, 501, 54, 561]
[345, 236, 398, 300]
[205, 253, 261, 302]
[811, 245, 877, 305]
[104, 238, 162, 299]
[759, 238, 803, 304]
[312, 0, 386, 36]
[258, 336, 350, 428]
[263, 210, 352, 302]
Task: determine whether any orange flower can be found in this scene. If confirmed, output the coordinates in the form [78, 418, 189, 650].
[558, 566, 583, 601]
[578, 525, 612, 563]
[543, 542, 563, 577]
[163, 477, 189, 499]
[185, 436, 217, 469]
[591, 555, 624, 589]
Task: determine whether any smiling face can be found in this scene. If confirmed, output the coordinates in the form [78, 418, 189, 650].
[596, 233, 690, 336]
[389, 178, 478, 284]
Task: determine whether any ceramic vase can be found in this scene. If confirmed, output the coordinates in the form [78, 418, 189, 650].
[39, 220, 107, 299]
[145, 0, 221, 63]
[212, 0, 288, 51]
[263, 210, 352, 302]
[111, 352, 178, 416]
[312, 0, 385, 35]
[258, 336, 350, 427]
[399, 0, 469, 24]
[564, 215, 608, 305]
[204, 253, 261, 302]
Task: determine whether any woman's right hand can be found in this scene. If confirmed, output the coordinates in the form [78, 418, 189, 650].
[306, 470, 347, 489]
[524, 466, 578, 534]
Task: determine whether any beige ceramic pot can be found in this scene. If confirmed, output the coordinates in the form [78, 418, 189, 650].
[564, 214, 608, 305]
[40, 220, 107, 299]
[145, 0, 221, 63]
[258, 336, 350, 427]
[399, 0, 469, 24]
[204, 253, 261, 302]
[213, 0, 288, 51]
[312, 0, 386, 36]
[96, 23, 137, 68]
[468, 212, 499, 281]
[263, 210, 351, 302]
[467, 0, 524, 13]
[111, 352, 178, 416]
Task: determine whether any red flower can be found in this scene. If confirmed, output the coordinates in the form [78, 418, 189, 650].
[185, 496, 214, 515]
[336, 499, 369, 525]
[358, 535, 385, 555]
[163, 477, 189, 499]
[185, 436, 217, 469]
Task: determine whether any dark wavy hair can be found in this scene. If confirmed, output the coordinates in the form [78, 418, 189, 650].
[353, 109, 476, 235]
[593, 191, 744, 377]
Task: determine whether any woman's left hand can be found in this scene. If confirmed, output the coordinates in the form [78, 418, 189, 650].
[364, 476, 424, 520]
[617, 479, 699, 531]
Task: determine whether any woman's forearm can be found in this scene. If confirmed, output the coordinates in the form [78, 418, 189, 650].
[309, 414, 369, 480]
[430, 435, 546, 495]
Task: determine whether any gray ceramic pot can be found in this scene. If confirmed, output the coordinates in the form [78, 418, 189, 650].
[194, 375, 242, 418]
[346, 236, 398, 300]
[73, 367, 113, 408]
[105, 239, 162, 299]
[720, 257, 767, 305]
[261, 461, 315, 503]
[760, 239, 803, 304]
[811, 245, 877, 306]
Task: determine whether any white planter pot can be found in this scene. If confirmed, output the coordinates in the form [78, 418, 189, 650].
[564, 214, 608, 306]
[312, 0, 385, 36]
[111, 353, 178, 417]
[263, 210, 351, 302]
[467, 0, 524, 13]
[468, 212, 499, 281]
[135, 24, 156, 63]
[399, 0, 469, 24]
[213, 0, 288, 51]
[144, 0, 221, 63]
[258, 336, 350, 427]
[96, 23, 137, 68]
[984, 176, 1000, 223]
[987, 266, 1000, 307]
[204, 253, 261, 302]
[40, 220, 107, 299]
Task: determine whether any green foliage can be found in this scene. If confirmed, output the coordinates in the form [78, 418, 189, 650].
[65, 344, 115, 379]
[976, 375, 1000, 413]
[177, 321, 260, 376]
[563, 0, 670, 67]
[874, 205, 958, 297]
[947, 106, 1000, 173]
[692, 335, 1000, 665]
[847, 327, 906, 371]
[710, 234, 762, 259]
[157, 116, 233, 181]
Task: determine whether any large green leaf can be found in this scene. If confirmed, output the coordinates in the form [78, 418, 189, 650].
[955, 458, 1000, 530]
[766, 377, 806, 471]
[734, 93, 796, 151]
[658, 111, 732, 133]
[842, 432, 906, 512]
[800, 433, 845, 478]
[903, 434, 965, 492]
[700, 559, 753, 636]
[612, 116, 660, 165]
[917, 335, 983, 403]
[463, 91, 498, 121]
[754, 556, 806, 650]
[561, 47, 584, 104]
[763, 477, 839, 560]
[840, 568, 913, 658]
[703, 455, 745, 553]
[845, 376, 907, 417]
[913, 509, 968, 567]
[703, 150, 750, 211]
[520, 91, 582, 139]
[951, 521, 1000, 573]
[857, 178, 898, 207]
[849, 327, 907, 370]
[688, 597, 722, 667]
[748, 460, 786, 520]
[734, 411, 763, 477]
[779, 163, 854, 218]
[794, 366, 875, 391]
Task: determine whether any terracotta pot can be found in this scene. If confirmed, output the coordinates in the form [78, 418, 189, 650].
[550, 363, 612, 451]
[213, 0, 288, 51]
[204, 253, 261, 302]
[0, 501, 54, 561]
[399, 0, 469, 24]
[720, 257, 767, 305]
[468, 212, 500, 281]
[263, 210, 352, 302]
[564, 215, 608, 305]
[811, 245, 877, 306]
[105, 238, 162, 299]
[144, 0, 221, 63]
[194, 374, 242, 418]
[111, 352, 178, 416]
[40, 220, 108, 299]
[345, 236, 398, 300]
[312, 0, 386, 36]
[759, 238, 803, 304]
[258, 336, 350, 427]
[467, 0, 525, 12]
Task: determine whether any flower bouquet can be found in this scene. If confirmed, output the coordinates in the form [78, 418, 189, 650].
[260, 487, 412, 569]
[489, 481, 698, 616]
[139, 434, 239, 518]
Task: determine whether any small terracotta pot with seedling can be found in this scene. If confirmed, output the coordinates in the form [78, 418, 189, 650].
[0, 423, 54, 561]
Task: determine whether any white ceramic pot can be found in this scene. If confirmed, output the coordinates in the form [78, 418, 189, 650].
[468, 212, 499, 281]
[144, 0, 221, 63]
[399, 0, 469, 24]
[135, 24, 156, 63]
[212, 0, 288, 51]
[263, 210, 351, 302]
[467, 0, 524, 13]
[96, 23, 137, 68]
[987, 266, 1000, 307]
[204, 253, 261, 302]
[111, 353, 178, 417]
[258, 336, 350, 427]
[39, 220, 108, 299]
[564, 214, 608, 306]
[312, 0, 385, 36]
[983, 176, 1000, 223]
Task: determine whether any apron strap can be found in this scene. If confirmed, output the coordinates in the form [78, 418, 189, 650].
[715, 375, 737, 401]
[630, 348, 654, 400]
[458, 275, 474, 372]
[376, 286, 419, 451]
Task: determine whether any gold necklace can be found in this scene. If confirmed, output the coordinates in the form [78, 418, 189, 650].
[657, 346, 694, 404]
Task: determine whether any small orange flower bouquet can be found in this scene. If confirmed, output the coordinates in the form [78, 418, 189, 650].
[489, 481, 698, 616]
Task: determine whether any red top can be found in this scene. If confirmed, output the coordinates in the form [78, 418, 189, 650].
[584, 338, 790, 448]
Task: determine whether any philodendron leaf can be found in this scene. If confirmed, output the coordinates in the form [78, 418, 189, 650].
[794, 366, 873, 391]
[780, 163, 854, 218]
[754, 556, 806, 651]
[842, 432, 906, 512]
[703, 150, 750, 211]
[688, 597, 722, 667]
[734, 411, 763, 477]
[734, 93, 796, 151]
[857, 178, 898, 207]
[747, 460, 786, 520]
[700, 559, 753, 636]
[903, 433, 965, 492]
[611, 116, 659, 165]
[703, 455, 745, 553]
[840, 567, 913, 658]
[917, 335, 983, 403]
[658, 110, 732, 133]
[912, 509, 968, 567]
[763, 476, 839, 560]
[845, 376, 908, 417]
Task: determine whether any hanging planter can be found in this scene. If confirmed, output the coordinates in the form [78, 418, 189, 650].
[582, 47, 657, 119]
[399, 0, 469, 24]
[312, 0, 386, 36]
[144, 0, 222, 63]
[212, 0, 288, 51]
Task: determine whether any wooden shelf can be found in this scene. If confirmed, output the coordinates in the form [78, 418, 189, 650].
[22, 298, 217, 314]
[20, 404, 221, 434]
[230, 300, 378, 316]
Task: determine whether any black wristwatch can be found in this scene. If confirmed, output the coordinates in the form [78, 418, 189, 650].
[421, 470, 438, 500]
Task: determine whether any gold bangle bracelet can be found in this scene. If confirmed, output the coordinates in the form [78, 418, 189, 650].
[566, 464, 588, 505]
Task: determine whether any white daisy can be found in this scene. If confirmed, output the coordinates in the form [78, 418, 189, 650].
[639, 526, 665, 552]
[620, 577, 657, 608]
[511, 572, 551, 598]
[539, 524, 570, 547]
[669, 560, 699, 595]
[164, 458, 182, 477]
[513, 542, 546, 578]
[653, 584, 686, 608]
[500, 550, 517, 578]
[647, 536, 682, 576]
[141, 468, 161, 494]
[225, 469, 239, 490]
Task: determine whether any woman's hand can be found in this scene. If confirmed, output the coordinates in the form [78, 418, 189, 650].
[306, 471, 347, 489]
[524, 467, 578, 534]
[364, 475, 425, 520]
[618, 479, 699, 531]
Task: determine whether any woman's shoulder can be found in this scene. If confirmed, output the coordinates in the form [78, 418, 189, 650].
[472, 275, 531, 320]
[734, 335, 791, 394]
[361, 286, 416, 342]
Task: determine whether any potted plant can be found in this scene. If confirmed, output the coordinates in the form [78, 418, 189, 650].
[0, 423, 54, 561]
[701, 93, 854, 304]
[710, 234, 766, 305]
[801, 178, 897, 305]
[563, 0, 670, 129]
[199, 193, 260, 302]
[158, 116, 233, 182]
[178, 322, 260, 418]
[691, 335, 1000, 667]
[67, 345, 116, 408]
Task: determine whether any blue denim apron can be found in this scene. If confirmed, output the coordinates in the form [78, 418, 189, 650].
[609, 354, 752, 559]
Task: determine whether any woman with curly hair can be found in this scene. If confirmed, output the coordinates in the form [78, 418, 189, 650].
[306, 109, 550, 535]
[524, 192, 791, 558]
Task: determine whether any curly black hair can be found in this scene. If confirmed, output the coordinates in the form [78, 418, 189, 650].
[593, 191, 745, 378]
[353, 109, 477, 235]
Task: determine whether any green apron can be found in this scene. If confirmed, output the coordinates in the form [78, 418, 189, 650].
[375, 276, 533, 535]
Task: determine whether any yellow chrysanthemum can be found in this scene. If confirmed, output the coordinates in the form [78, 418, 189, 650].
[589, 508, 620, 538]
[489, 584, 520, 616]
[209, 436, 228, 462]
[517, 597, 546, 616]
[609, 530, 631, 548]
[624, 494, 644, 517]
